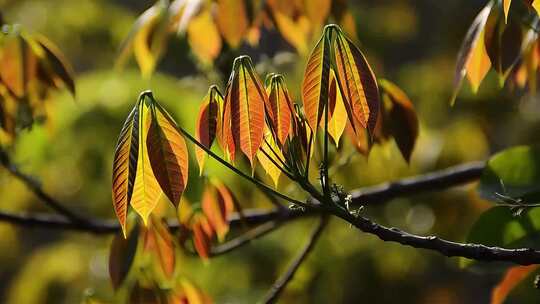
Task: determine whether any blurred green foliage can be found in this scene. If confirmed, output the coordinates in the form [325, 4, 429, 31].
[1, 0, 540, 303]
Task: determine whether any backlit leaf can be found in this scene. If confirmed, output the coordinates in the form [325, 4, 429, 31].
[36, 35, 76, 96]
[503, 0, 512, 23]
[304, 0, 331, 26]
[266, 74, 294, 146]
[269, 5, 309, 54]
[327, 70, 347, 146]
[131, 101, 161, 224]
[491, 265, 539, 304]
[109, 224, 139, 290]
[112, 103, 140, 236]
[453, 2, 492, 102]
[333, 25, 380, 135]
[169, 0, 204, 33]
[187, 7, 222, 64]
[379, 79, 419, 162]
[302, 30, 331, 133]
[224, 56, 267, 168]
[201, 182, 230, 242]
[0, 35, 24, 98]
[147, 102, 190, 208]
[191, 215, 212, 260]
[195, 86, 221, 175]
[150, 217, 175, 278]
[215, 0, 249, 48]
[257, 131, 284, 187]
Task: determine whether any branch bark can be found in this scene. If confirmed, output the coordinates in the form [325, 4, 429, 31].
[261, 216, 327, 304]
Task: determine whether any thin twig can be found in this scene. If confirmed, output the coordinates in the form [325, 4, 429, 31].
[260, 216, 328, 304]
[211, 220, 284, 256]
[0, 148, 94, 225]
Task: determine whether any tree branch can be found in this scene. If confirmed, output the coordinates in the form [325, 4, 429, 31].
[261, 216, 328, 304]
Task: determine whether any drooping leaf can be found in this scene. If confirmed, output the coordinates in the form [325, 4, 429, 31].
[191, 214, 212, 260]
[301, 29, 331, 133]
[109, 224, 139, 290]
[225, 56, 267, 168]
[35, 35, 76, 96]
[266, 74, 293, 146]
[479, 146, 540, 203]
[326, 70, 348, 146]
[304, 0, 331, 26]
[257, 130, 284, 187]
[150, 217, 176, 278]
[117, 2, 169, 78]
[0, 34, 25, 98]
[201, 181, 230, 242]
[333, 25, 380, 135]
[131, 100, 162, 224]
[452, 2, 492, 101]
[268, 4, 309, 54]
[187, 7, 222, 64]
[147, 102, 189, 208]
[195, 86, 221, 175]
[215, 0, 249, 48]
[484, 7, 522, 84]
[491, 265, 539, 304]
[534, 0, 540, 15]
[112, 103, 140, 236]
[378, 79, 419, 162]
[503, 0, 512, 23]
[169, 0, 204, 34]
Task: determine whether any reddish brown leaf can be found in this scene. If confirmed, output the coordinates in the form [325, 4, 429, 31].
[195, 86, 221, 175]
[266, 74, 294, 146]
[147, 103, 189, 208]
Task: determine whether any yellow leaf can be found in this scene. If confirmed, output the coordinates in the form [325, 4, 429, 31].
[534, 0, 540, 15]
[131, 101, 161, 224]
[257, 132, 283, 187]
[327, 71, 347, 147]
[465, 29, 491, 93]
[187, 8, 222, 64]
[112, 103, 140, 236]
[215, 0, 249, 48]
[271, 9, 309, 54]
[304, 0, 331, 26]
[491, 265, 539, 304]
[147, 101, 190, 208]
[503, 0, 511, 23]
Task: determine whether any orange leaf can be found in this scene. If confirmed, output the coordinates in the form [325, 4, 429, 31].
[215, 0, 249, 48]
[187, 7, 222, 64]
[301, 30, 331, 134]
[491, 265, 539, 304]
[150, 217, 176, 278]
[201, 183, 229, 242]
[131, 101, 162, 224]
[224, 56, 267, 168]
[109, 225, 139, 290]
[192, 215, 212, 260]
[112, 103, 140, 236]
[147, 102, 189, 208]
[0, 35, 24, 98]
[195, 86, 222, 175]
[266, 74, 294, 146]
[333, 25, 380, 135]
[304, 0, 331, 26]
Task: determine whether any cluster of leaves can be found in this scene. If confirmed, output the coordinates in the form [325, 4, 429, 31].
[453, 0, 540, 102]
[117, 0, 357, 76]
[109, 219, 212, 303]
[0, 23, 75, 143]
[111, 23, 419, 301]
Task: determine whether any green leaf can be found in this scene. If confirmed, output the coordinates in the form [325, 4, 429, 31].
[461, 207, 540, 267]
[479, 146, 540, 204]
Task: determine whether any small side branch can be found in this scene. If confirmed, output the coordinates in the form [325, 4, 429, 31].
[261, 216, 328, 304]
